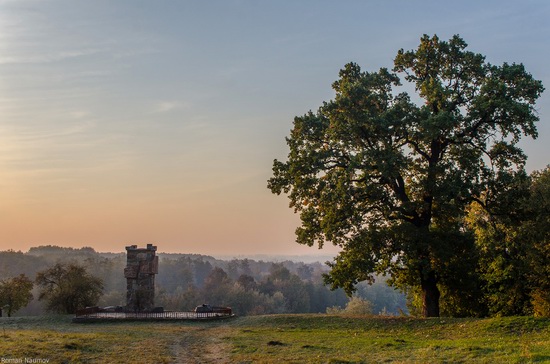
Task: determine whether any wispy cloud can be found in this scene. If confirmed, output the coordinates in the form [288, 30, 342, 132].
[153, 101, 189, 113]
[0, 48, 107, 65]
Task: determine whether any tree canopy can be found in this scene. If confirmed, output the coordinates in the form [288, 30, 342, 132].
[467, 166, 550, 317]
[0, 274, 34, 317]
[268, 34, 544, 317]
[35, 263, 103, 314]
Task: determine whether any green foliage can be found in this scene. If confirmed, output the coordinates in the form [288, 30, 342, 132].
[326, 296, 373, 315]
[467, 167, 550, 317]
[532, 290, 550, 318]
[0, 274, 34, 317]
[525, 167, 550, 316]
[259, 264, 311, 313]
[35, 263, 104, 314]
[268, 34, 544, 317]
[156, 285, 201, 312]
[0, 250, 48, 279]
[236, 274, 257, 291]
[1, 247, 369, 316]
[155, 262, 354, 316]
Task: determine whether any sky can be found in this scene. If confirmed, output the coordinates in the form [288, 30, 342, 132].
[0, 1, 549, 256]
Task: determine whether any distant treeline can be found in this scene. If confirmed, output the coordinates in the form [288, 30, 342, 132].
[0, 245, 407, 316]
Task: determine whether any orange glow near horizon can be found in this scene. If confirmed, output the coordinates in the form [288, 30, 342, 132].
[0, 168, 340, 256]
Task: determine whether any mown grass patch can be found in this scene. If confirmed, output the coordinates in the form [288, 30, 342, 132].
[229, 315, 550, 363]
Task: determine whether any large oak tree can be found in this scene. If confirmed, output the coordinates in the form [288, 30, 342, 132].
[268, 35, 543, 317]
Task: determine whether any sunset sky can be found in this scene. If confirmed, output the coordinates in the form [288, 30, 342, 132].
[1, 1, 549, 256]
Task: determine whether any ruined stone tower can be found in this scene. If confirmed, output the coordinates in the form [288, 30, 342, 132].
[124, 244, 158, 312]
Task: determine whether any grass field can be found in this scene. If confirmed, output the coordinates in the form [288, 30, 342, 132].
[1, 314, 549, 363]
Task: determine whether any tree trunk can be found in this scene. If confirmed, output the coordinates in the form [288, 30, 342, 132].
[421, 271, 440, 317]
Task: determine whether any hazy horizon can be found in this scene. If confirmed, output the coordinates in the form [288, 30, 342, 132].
[1, 1, 549, 256]
[12, 242, 339, 259]
[9, 243, 338, 263]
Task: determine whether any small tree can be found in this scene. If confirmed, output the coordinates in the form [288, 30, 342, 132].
[0, 274, 34, 317]
[35, 263, 103, 314]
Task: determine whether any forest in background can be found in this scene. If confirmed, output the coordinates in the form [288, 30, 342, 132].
[0, 245, 407, 316]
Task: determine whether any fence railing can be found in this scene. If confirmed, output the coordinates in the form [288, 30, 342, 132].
[74, 309, 233, 321]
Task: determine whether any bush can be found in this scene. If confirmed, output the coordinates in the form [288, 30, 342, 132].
[327, 296, 373, 315]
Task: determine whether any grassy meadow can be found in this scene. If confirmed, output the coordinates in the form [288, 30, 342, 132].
[0, 314, 549, 363]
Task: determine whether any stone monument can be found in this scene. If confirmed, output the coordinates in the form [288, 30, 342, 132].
[124, 244, 159, 312]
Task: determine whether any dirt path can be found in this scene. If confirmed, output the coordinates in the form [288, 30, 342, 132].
[170, 325, 232, 364]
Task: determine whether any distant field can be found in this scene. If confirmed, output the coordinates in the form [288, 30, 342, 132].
[1, 314, 549, 363]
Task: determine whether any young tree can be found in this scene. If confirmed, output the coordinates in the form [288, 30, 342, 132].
[35, 263, 103, 314]
[268, 34, 543, 317]
[0, 274, 34, 317]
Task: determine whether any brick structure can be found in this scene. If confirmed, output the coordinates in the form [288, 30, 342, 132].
[124, 244, 159, 312]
